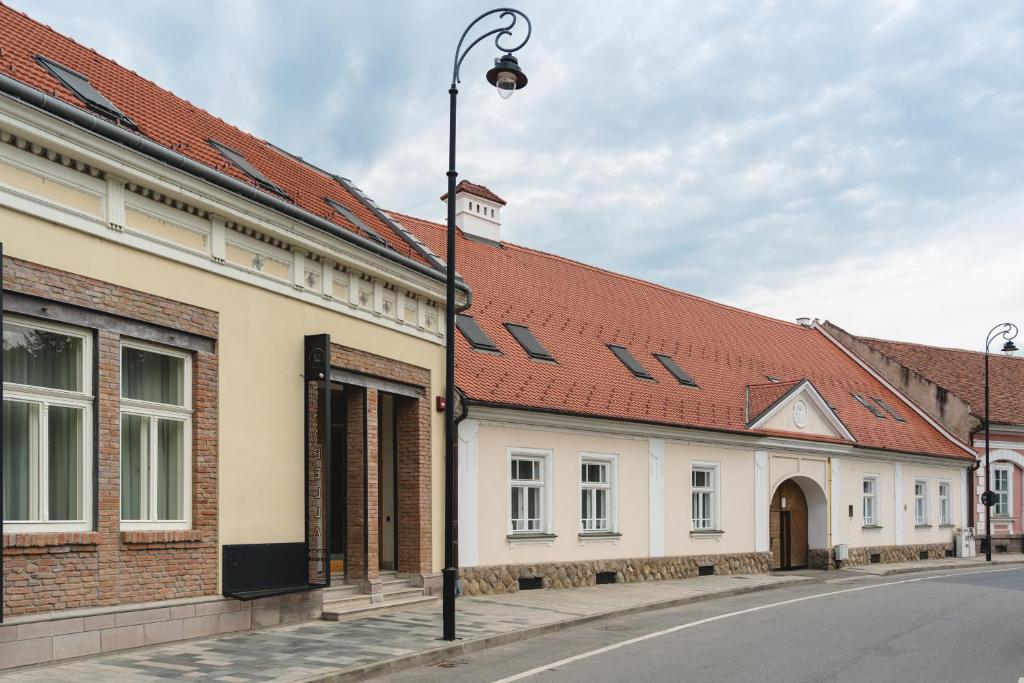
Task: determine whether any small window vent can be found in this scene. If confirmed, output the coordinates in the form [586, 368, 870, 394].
[697, 564, 715, 577]
[872, 397, 907, 422]
[608, 344, 653, 380]
[595, 571, 617, 585]
[919, 551, 929, 561]
[944, 548, 955, 558]
[456, 315, 500, 353]
[518, 577, 543, 591]
[505, 323, 555, 362]
[870, 553, 881, 564]
[209, 139, 291, 199]
[853, 394, 887, 419]
[653, 353, 699, 388]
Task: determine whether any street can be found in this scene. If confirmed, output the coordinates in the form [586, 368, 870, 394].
[376, 566, 1024, 683]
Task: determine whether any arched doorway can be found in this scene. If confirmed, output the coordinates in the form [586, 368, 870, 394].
[770, 475, 829, 570]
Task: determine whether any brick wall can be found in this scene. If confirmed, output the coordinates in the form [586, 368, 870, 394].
[2, 256, 218, 617]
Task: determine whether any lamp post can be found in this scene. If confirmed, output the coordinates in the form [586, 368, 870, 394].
[443, 9, 531, 641]
[982, 322, 1018, 562]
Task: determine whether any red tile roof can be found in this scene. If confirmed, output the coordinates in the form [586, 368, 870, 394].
[862, 338, 1024, 426]
[391, 210, 971, 460]
[0, 4, 431, 268]
[440, 180, 507, 206]
[746, 379, 802, 422]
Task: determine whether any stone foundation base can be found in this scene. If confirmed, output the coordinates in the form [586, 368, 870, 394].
[458, 552, 771, 596]
[838, 542, 952, 568]
[0, 590, 323, 671]
[977, 535, 1023, 555]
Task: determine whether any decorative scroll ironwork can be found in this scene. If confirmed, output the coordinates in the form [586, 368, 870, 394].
[452, 8, 532, 86]
[304, 334, 331, 587]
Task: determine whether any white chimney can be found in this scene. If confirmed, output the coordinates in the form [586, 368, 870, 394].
[441, 180, 506, 242]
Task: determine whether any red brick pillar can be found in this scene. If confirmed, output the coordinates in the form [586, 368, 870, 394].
[345, 387, 380, 590]
[396, 396, 432, 576]
[96, 329, 122, 606]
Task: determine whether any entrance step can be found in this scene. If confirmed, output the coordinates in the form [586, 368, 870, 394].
[321, 583, 361, 602]
[321, 593, 437, 621]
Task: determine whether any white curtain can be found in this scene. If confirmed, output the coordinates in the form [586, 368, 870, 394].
[4, 323, 81, 391]
[122, 347, 182, 405]
[2, 400, 35, 521]
[157, 420, 183, 520]
[121, 414, 148, 520]
[47, 405, 82, 521]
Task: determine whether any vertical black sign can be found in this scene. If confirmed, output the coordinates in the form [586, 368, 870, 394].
[304, 334, 331, 587]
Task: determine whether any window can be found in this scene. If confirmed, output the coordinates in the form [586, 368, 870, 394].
[505, 324, 555, 362]
[938, 481, 951, 525]
[608, 344, 653, 380]
[3, 317, 92, 531]
[914, 479, 928, 525]
[993, 466, 1011, 517]
[653, 353, 699, 388]
[456, 314, 500, 353]
[691, 464, 718, 530]
[872, 397, 906, 422]
[863, 476, 878, 526]
[852, 394, 886, 419]
[324, 197, 393, 249]
[509, 454, 547, 534]
[36, 55, 136, 128]
[120, 341, 191, 529]
[580, 455, 616, 533]
[209, 139, 291, 199]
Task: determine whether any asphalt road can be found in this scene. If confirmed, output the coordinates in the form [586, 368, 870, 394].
[374, 566, 1024, 683]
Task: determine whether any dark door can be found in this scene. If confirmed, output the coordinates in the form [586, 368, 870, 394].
[329, 387, 347, 575]
[779, 511, 792, 569]
[770, 480, 809, 570]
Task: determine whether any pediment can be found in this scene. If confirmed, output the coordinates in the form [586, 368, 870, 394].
[748, 379, 855, 441]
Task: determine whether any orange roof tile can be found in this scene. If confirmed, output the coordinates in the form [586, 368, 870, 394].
[440, 180, 506, 206]
[391, 210, 971, 461]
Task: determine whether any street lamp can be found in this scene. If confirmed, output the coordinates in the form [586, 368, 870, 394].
[443, 8, 531, 641]
[982, 322, 1018, 561]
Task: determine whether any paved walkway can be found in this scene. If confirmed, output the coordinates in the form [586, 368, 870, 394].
[841, 553, 1024, 576]
[0, 573, 800, 682]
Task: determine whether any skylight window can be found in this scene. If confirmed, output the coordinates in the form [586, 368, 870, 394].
[852, 394, 886, 419]
[208, 140, 290, 199]
[36, 55, 136, 128]
[324, 197, 393, 250]
[873, 397, 907, 422]
[505, 324, 555, 362]
[653, 353, 699, 388]
[456, 315, 500, 353]
[608, 344, 653, 380]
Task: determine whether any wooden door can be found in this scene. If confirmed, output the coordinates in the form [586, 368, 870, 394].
[770, 480, 809, 569]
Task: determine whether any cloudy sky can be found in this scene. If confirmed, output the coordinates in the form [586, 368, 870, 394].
[12, 0, 1024, 350]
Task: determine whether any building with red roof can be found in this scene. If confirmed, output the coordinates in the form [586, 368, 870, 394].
[393, 182, 975, 594]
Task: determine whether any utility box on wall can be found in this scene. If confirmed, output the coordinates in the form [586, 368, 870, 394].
[833, 543, 849, 562]
[957, 528, 977, 558]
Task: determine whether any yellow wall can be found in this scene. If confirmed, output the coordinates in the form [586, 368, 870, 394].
[1, 206, 447, 571]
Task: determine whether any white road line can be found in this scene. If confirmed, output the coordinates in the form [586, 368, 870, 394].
[490, 567, 1021, 683]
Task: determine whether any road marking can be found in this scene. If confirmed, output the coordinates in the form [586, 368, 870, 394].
[490, 567, 1021, 683]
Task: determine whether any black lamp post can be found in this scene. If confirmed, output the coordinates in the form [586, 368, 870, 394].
[443, 9, 531, 641]
[982, 322, 1018, 562]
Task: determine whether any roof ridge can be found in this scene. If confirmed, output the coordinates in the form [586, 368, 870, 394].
[386, 210, 812, 332]
[863, 336, 1024, 360]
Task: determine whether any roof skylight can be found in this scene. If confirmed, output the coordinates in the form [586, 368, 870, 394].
[872, 397, 907, 422]
[608, 344, 653, 380]
[653, 353, 698, 388]
[457, 315, 500, 353]
[36, 55, 136, 128]
[852, 394, 886, 419]
[324, 197, 393, 250]
[505, 324, 555, 362]
[208, 139, 290, 199]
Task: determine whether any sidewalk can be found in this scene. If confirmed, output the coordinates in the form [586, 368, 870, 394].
[2, 556, 1020, 682]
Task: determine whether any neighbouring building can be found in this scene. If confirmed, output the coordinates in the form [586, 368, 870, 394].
[0, 6, 461, 668]
[393, 182, 976, 596]
[824, 323, 1024, 554]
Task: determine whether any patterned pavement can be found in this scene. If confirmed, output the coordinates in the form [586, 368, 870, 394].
[0, 573, 801, 682]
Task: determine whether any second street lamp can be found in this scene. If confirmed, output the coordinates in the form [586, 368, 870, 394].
[982, 322, 1018, 562]
[443, 8, 532, 642]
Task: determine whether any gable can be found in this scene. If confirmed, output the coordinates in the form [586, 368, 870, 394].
[750, 381, 855, 441]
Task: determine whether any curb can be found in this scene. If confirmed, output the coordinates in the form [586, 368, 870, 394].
[858, 558, 1024, 577]
[300, 577, 815, 683]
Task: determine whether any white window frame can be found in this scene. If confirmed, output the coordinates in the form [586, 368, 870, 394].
[119, 339, 192, 531]
[914, 478, 929, 526]
[3, 316, 93, 533]
[506, 448, 553, 536]
[863, 475, 879, 527]
[993, 465, 1012, 518]
[938, 480, 952, 525]
[579, 452, 618, 534]
[691, 461, 720, 531]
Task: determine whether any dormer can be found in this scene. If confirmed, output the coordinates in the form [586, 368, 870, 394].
[441, 180, 506, 242]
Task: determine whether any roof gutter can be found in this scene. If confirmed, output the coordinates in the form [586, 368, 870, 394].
[0, 73, 471, 305]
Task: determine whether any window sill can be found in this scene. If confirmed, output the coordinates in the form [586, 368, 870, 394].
[3, 531, 100, 549]
[506, 533, 557, 548]
[914, 524, 933, 529]
[690, 529, 724, 539]
[939, 524, 956, 529]
[578, 532, 621, 545]
[862, 525, 884, 531]
[121, 530, 203, 545]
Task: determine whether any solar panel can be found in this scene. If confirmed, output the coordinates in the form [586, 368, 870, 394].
[36, 55, 136, 128]
[608, 344, 653, 380]
[505, 324, 555, 361]
[653, 353, 699, 387]
[853, 394, 886, 419]
[873, 397, 906, 422]
[208, 140, 291, 199]
[324, 198, 393, 249]
[456, 315, 500, 353]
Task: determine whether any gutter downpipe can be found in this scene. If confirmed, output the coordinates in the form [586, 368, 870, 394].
[0, 74, 471, 307]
